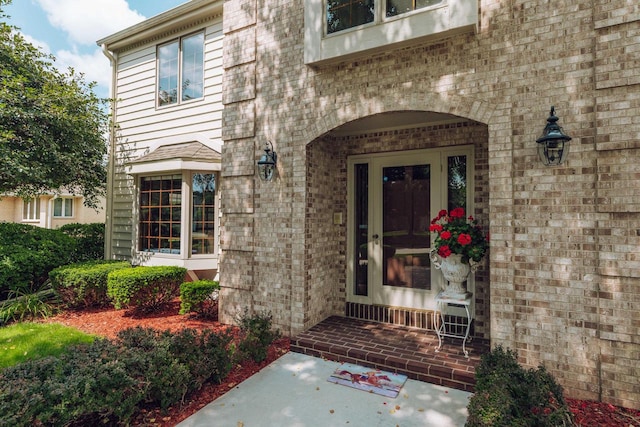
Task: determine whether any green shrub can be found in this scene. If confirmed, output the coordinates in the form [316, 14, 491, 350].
[0, 339, 145, 427]
[179, 279, 219, 317]
[107, 266, 186, 310]
[115, 327, 234, 409]
[58, 222, 105, 262]
[114, 327, 190, 410]
[236, 308, 280, 363]
[50, 260, 131, 308]
[466, 345, 574, 427]
[0, 326, 235, 425]
[0, 223, 76, 300]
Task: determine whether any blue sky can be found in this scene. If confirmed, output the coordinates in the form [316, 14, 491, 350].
[3, 0, 186, 98]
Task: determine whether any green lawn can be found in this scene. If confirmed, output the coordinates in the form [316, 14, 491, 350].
[0, 323, 95, 369]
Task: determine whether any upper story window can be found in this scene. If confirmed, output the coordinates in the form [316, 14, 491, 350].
[327, 0, 374, 34]
[327, 0, 445, 35]
[53, 198, 74, 218]
[386, 0, 444, 17]
[23, 197, 40, 221]
[157, 31, 205, 107]
[306, 0, 477, 65]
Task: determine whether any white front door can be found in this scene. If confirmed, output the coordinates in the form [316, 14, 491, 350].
[347, 147, 474, 311]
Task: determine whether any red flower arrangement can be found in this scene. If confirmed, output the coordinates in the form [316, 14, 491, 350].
[429, 207, 489, 263]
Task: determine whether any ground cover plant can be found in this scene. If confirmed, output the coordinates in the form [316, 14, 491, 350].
[0, 322, 95, 369]
[0, 298, 287, 427]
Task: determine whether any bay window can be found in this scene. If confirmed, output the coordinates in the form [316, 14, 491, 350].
[305, 0, 477, 65]
[326, 0, 445, 34]
[138, 172, 217, 256]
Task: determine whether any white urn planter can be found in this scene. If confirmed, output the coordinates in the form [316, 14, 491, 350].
[430, 251, 479, 298]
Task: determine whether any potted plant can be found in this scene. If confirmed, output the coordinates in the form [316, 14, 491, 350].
[429, 208, 489, 297]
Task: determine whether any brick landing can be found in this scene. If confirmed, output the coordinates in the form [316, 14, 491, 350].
[290, 315, 490, 393]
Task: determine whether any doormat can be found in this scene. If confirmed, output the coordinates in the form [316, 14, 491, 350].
[327, 363, 408, 398]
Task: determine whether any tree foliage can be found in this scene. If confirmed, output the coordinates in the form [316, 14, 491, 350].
[0, 0, 108, 207]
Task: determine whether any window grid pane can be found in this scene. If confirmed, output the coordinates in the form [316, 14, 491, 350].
[139, 175, 182, 254]
[53, 198, 74, 217]
[158, 41, 179, 106]
[23, 198, 40, 220]
[191, 173, 216, 255]
[181, 32, 204, 101]
[447, 155, 467, 211]
[157, 32, 204, 106]
[386, 0, 442, 17]
[327, 0, 375, 34]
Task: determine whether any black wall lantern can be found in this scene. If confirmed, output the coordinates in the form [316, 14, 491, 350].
[536, 106, 572, 166]
[257, 141, 277, 181]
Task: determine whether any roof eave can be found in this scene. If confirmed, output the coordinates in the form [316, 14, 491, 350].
[97, 0, 223, 51]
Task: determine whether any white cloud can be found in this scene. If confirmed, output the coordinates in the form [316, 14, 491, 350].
[56, 48, 112, 96]
[36, 0, 145, 45]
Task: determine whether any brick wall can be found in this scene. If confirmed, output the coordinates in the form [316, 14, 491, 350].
[221, 0, 640, 408]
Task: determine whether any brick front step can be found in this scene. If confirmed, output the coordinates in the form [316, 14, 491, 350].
[290, 315, 490, 393]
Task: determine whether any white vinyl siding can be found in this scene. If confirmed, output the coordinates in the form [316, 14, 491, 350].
[109, 19, 223, 259]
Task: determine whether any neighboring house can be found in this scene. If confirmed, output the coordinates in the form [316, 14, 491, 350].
[100, 0, 639, 409]
[0, 193, 104, 229]
[97, 0, 223, 281]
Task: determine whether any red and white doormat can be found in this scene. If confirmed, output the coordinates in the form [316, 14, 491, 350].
[327, 363, 408, 398]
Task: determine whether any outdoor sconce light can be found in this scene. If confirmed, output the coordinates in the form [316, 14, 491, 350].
[257, 141, 277, 182]
[536, 106, 572, 166]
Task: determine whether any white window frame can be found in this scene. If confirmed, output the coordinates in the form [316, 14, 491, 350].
[53, 197, 74, 218]
[134, 171, 220, 271]
[305, 0, 478, 65]
[22, 197, 41, 221]
[156, 31, 205, 108]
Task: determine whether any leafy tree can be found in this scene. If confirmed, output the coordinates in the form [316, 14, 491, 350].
[0, 0, 108, 208]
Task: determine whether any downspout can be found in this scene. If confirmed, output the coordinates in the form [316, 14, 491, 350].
[101, 44, 117, 260]
[47, 196, 56, 229]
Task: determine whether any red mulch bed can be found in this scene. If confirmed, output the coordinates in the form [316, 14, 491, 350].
[42, 302, 639, 427]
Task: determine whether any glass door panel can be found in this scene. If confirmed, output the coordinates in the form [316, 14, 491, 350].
[353, 163, 369, 296]
[382, 165, 432, 290]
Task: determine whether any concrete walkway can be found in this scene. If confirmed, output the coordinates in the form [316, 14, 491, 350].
[176, 352, 471, 427]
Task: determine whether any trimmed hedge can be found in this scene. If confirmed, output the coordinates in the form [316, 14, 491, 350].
[179, 279, 219, 317]
[0, 327, 234, 426]
[466, 345, 574, 426]
[0, 223, 76, 299]
[50, 260, 131, 308]
[107, 266, 187, 310]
